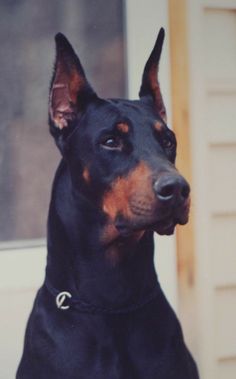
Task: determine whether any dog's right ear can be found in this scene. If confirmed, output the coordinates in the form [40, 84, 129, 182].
[49, 33, 97, 146]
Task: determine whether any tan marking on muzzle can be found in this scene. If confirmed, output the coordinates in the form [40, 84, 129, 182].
[102, 162, 154, 221]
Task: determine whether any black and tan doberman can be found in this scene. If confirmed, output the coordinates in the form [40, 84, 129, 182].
[17, 28, 199, 379]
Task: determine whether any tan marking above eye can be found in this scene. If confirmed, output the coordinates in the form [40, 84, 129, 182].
[154, 121, 163, 132]
[116, 123, 129, 134]
[102, 162, 154, 221]
[82, 168, 90, 183]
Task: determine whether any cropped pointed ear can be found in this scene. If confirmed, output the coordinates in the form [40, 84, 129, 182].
[49, 33, 97, 133]
[139, 28, 166, 122]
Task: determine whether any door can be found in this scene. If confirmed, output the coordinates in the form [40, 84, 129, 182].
[186, 1, 236, 378]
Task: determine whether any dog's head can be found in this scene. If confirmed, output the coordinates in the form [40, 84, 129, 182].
[49, 29, 190, 240]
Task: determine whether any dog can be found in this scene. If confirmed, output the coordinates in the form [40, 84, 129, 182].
[17, 28, 199, 378]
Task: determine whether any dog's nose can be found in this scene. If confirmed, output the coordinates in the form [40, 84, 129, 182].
[154, 175, 190, 203]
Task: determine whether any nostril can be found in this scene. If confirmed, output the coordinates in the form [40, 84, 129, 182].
[154, 175, 190, 202]
[181, 182, 190, 200]
[158, 183, 175, 199]
[154, 179, 176, 201]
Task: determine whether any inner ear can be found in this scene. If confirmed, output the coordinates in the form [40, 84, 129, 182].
[49, 33, 96, 131]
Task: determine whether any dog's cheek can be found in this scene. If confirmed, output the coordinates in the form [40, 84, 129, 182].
[101, 161, 154, 222]
[102, 178, 131, 221]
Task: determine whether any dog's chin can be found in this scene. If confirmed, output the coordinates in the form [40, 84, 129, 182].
[152, 212, 189, 235]
[152, 213, 189, 235]
[153, 220, 176, 236]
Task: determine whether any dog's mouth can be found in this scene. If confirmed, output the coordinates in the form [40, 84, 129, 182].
[150, 218, 177, 235]
[115, 206, 189, 237]
[151, 215, 188, 235]
[116, 218, 178, 237]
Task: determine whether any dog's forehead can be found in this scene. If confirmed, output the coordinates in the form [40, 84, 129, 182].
[84, 98, 159, 130]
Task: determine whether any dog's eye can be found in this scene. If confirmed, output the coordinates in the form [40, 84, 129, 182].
[160, 134, 177, 163]
[162, 138, 174, 149]
[101, 136, 122, 150]
[161, 133, 177, 151]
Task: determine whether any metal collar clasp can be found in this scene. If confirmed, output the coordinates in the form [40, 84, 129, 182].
[56, 291, 72, 310]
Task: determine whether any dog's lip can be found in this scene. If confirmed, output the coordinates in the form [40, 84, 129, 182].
[152, 218, 177, 235]
[115, 211, 189, 237]
[151, 209, 190, 235]
[115, 217, 174, 236]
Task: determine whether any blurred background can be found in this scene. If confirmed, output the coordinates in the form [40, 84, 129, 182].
[0, 0, 235, 378]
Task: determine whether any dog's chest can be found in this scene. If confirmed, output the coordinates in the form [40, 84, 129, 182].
[29, 296, 192, 379]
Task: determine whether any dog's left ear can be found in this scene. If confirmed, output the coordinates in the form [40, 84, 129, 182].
[139, 28, 166, 122]
[49, 33, 97, 137]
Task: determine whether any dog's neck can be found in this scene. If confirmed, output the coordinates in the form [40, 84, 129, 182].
[45, 163, 159, 309]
